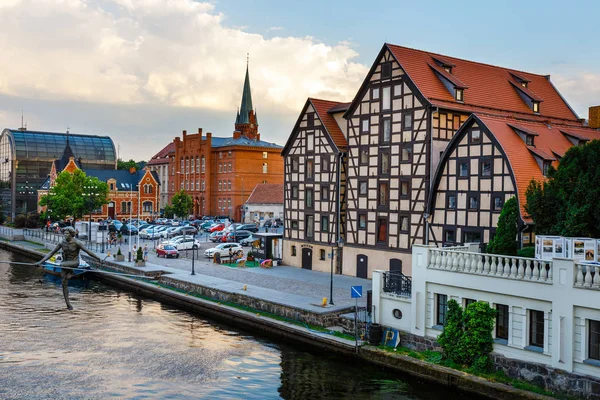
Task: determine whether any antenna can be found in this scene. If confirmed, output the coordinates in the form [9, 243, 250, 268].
[247, 52, 249, 66]
[19, 109, 27, 131]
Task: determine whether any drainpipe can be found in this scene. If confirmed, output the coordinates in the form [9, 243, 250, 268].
[336, 151, 344, 274]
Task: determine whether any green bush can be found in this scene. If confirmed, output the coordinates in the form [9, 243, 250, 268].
[487, 197, 519, 256]
[26, 214, 40, 228]
[14, 214, 27, 228]
[136, 246, 144, 261]
[517, 246, 535, 258]
[437, 299, 464, 363]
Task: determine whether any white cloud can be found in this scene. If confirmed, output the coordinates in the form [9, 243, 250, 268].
[552, 72, 600, 120]
[0, 0, 366, 117]
[267, 26, 283, 32]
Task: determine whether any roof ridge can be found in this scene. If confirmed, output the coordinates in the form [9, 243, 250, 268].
[476, 113, 593, 130]
[386, 43, 551, 79]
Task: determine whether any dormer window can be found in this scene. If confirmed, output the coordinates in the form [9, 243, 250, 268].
[443, 66, 452, 73]
[455, 88, 464, 102]
[521, 81, 528, 88]
[533, 101, 540, 113]
[525, 135, 534, 146]
[542, 161, 551, 176]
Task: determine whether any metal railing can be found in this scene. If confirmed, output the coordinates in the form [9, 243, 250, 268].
[382, 271, 412, 297]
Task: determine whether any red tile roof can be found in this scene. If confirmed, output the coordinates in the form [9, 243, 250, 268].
[246, 183, 283, 205]
[146, 142, 175, 165]
[309, 98, 347, 150]
[387, 44, 580, 123]
[476, 115, 600, 222]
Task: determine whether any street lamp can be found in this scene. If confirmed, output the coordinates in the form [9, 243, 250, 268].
[329, 237, 344, 306]
[82, 185, 98, 246]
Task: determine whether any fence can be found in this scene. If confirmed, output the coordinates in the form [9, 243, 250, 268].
[382, 271, 412, 297]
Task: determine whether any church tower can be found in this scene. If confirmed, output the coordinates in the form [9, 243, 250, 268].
[234, 58, 260, 140]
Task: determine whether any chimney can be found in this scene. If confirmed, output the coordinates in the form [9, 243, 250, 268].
[590, 106, 600, 129]
[129, 166, 136, 174]
[198, 128, 202, 135]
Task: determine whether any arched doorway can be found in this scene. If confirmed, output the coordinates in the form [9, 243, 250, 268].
[356, 254, 368, 279]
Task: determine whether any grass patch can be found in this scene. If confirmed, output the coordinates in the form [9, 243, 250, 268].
[25, 240, 45, 247]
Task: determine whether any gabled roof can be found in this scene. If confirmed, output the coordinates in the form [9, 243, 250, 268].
[246, 183, 283, 205]
[386, 44, 580, 122]
[310, 98, 347, 150]
[84, 169, 161, 190]
[210, 136, 282, 149]
[147, 142, 175, 166]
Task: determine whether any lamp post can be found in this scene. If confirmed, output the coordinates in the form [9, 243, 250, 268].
[191, 241, 196, 275]
[82, 185, 98, 246]
[329, 237, 344, 306]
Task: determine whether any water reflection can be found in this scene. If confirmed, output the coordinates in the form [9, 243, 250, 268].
[0, 248, 478, 400]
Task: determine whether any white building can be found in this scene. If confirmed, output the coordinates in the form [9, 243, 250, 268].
[244, 183, 283, 224]
[371, 244, 600, 396]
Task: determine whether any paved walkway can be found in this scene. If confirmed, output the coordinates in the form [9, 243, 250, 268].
[20, 233, 372, 310]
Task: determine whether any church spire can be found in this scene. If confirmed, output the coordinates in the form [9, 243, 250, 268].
[233, 54, 259, 140]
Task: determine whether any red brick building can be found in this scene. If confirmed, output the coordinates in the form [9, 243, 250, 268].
[164, 63, 284, 220]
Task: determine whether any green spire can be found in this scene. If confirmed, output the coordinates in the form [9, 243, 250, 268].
[236, 58, 255, 125]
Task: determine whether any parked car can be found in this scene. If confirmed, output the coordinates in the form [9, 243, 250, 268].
[209, 231, 227, 243]
[155, 218, 168, 225]
[240, 235, 259, 247]
[161, 226, 180, 238]
[204, 243, 243, 258]
[108, 220, 124, 233]
[263, 218, 283, 228]
[145, 225, 169, 239]
[223, 230, 252, 243]
[169, 226, 198, 237]
[199, 221, 214, 232]
[208, 223, 225, 233]
[138, 223, 152, 232]
[174, 238, 201, 250]
[120, 223, 138, 235]
[237, 223, 259, 233]
[157, 244, 179, 258]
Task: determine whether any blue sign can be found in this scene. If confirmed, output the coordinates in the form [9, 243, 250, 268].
[351, 286, 362, 298]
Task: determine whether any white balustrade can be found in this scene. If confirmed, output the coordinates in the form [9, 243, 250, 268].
[574, 262, 600, 289]
[428, 248, 553, 284]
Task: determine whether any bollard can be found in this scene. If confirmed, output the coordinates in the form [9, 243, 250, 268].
[243, 285, 247, 291]
[322, 297, 327, 306]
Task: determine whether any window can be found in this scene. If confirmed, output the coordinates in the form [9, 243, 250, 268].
[526, 135, 534, 146]
[291, 245, 297, 256]
[180, 158, 184, 171]
[590, 319, 600, 360]
[307, 112, 314, 127]
[445, 229, 456, 243]
[228, 199, 231, 209]
[493, 196, 503, 211]
[436, 294, 448, 326]
[201, 156, 205, 173]
[382, 86, 391, 110]
[403, 111, 413, 131]
[196, 181, 199, 190]
[201, 180, 205, 191]
[377, 218, 387, 243]
[218, 181, 222, 191]
[378, 181, 389, 207]
[459, 161, 469, 177]
[306, 188, 313, 208]
[464, 231, 482, 243]
[359, 147, 369, 165]
[306, 215, 314, 238]
[496, 304, 509, 340]
[321, 216, 329, 232]
[228, 151, 232, 157]
[381, 62, 391, 79]
[228, 181, 232, 191]
[465, 298, 476, 308]
[143, 201, 152, 213]
[191, 158, 194, 171]
[471, 129, 481, 144]
[320, 249, 326, 260]
[291, 157, 299, 172]
[306, 159, 314, 179]
[481, 160, 492, 176]
[291, 185, 299, 199]
[262, 163, 268, 174]
[533, 101, 540, 113]
[196, 157, 199, 173]
[321, 156, 330, 172]
[542, 161, 551, 176]
[263, 152, 268, 159]
[361, 118, 369, 133]
[400, 180, 409, 197]
[455, 88, 464, 102]
[380, 151, 390, 175]
[109, 183, 115, 190]
[468, 195, 479, 209]
[529, 310, 544, 348]
[219, 152, 223, 159]
[359, 181, 368, 196]
[381, 118, 391, 143]
[186, 158, 189, 173]
[228, 162, 232, 172]
[447, 194, 456, 209]
[399, 144, 411, 163]
[219, 163, 222, 173]
[321, 185, 329, 201]
[291, 220, 298, 229]
[399, 215, 409, 232]
[372, 87, 380, 100]
[359, 214, 367, 229]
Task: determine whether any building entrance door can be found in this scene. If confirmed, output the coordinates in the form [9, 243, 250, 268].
[390, 258, 402, 274]
[108, 202, 115, 219]
[302, 248, 312, 270]
[356, 254, 368, 279]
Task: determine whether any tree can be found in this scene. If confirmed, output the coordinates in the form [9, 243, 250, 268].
[525, 140, 600, 237]
[461, 302, 496, 372]
[487, 197, 519, 255]
[117, 158, 146, 171]
[163, 204, 175, 219]
[170, 190, 193, 219]
[39, 169, 109, 221]
[437, 299, 464, 363]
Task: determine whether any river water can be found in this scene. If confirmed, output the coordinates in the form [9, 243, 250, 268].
[0, 248, 477, 399]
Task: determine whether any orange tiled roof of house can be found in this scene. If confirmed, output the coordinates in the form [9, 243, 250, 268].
[475, 114, 600, 221]
[387, 44, 580, 123]
[309, 98, 347, 150]
[246, 183, 283, 205]
[147, 142, 175, 165]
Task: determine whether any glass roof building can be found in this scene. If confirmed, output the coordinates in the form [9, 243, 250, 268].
[0, 128, 116, 220]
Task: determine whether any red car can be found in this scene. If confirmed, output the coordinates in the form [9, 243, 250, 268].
[208, 223, 225, 233]
[156, 244, 180, 258]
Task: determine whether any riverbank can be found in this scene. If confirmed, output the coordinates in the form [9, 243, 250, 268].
[0, 238, 555, 400]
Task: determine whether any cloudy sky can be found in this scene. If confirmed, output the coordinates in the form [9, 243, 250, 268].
[1, 0, 598, 160]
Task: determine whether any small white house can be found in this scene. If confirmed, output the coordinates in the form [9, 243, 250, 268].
[244, 183, 283, 224]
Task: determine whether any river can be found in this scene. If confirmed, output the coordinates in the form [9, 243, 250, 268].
[0, 248, 478, 399]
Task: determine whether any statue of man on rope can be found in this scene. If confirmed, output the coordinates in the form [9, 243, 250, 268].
[35, 226, 102, 310]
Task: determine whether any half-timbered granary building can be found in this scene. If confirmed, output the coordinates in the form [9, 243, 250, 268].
[283, 43, 598, 279]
